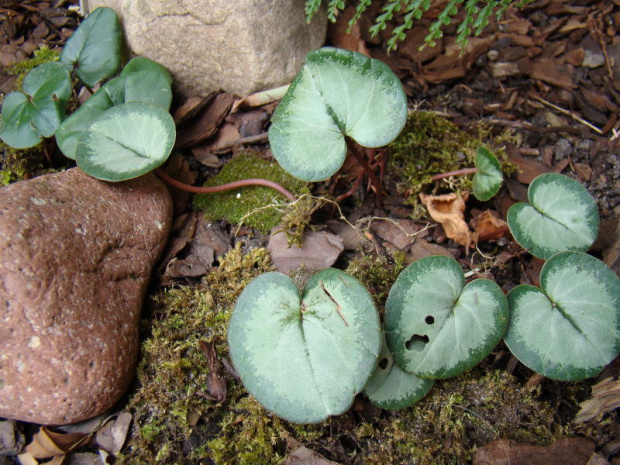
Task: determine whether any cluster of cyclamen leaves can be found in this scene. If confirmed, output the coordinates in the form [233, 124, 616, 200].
[0, 7, 176, 182]
[230, 47, 620, 424]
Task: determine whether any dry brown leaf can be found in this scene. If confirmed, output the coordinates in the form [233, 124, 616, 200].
[285, 446, 341, 465]
[471, 210, 509, 242]
[198, 340, 227, 403]
[94, 412, 132, 455]
[574, 377, 620, 424]
[420, 192, 476, 248]
[26, 427, 90, 459]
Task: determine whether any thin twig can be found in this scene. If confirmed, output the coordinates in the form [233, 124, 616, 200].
[154, 168, 296, 201]
[431, 167, 478, 181]
[534, 96, 604, 135]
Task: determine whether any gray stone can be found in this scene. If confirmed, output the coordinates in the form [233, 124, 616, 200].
[0, 168, 173, 425]
[80, 0, 327, 97]
[0, 420, 24, 455]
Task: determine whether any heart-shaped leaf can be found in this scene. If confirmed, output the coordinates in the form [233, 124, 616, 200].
[268, 47, 407, 182]
[57, 67, 173, 160]
[0, 93, 41, 148]
[228, 269, 381, 424]
[60, 7, 122, 86]
[504, 251, 620, 381]
[472, 146, 502, 201]
[364, 334, 434, 410]
[384, 255, 508, 379]
[0, 62, 71, 148]
[76, 102, 175, 182]
[120, 56, 173, 85]
[507, 173, 599, 259]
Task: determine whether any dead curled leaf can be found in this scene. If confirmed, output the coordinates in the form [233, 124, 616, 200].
[471, 210, 509, 242]
[420, 192, 477, 249]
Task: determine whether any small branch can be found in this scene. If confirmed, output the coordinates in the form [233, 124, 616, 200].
[154, 168, 296, 201]
[431, 167, 478, 181]
[534, 96, 604, 135]
[345, 139, 383, 206]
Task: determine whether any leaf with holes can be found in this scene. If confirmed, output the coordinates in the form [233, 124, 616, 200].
[75, 102, 175, 182]
[364, 333, 434, 410]
[384, 255, 508, 379]
[504, 251, 620, 381]
[0, 62, 71, 148]
[60, 7, 122, 86]
[472, 146, 502, 201]
[268, 47, 407, 182]
[228, 269, 381, 424]
[507, 173, 599, 259]
[57, 61, 173, 160]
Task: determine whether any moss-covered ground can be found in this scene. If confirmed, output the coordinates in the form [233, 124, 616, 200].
[121, 245, 578, 465]
[193, 152, 309, 234]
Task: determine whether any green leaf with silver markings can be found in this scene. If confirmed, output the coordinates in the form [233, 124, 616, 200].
[268, 47, 407, 182]
[228, 269, 381, 424]
[507, 173, 599, 259]
[504, 251, 620, 381]
[57, 62, 172, 160]
[76, 102, 175, 182]
[364, 333, 434, 410]
[385, 255, 508, 379]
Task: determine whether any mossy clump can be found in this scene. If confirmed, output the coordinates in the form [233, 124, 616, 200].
[358, 368, 566, 465]
[345, 252, 406, 312]
[0, 141, 59, 185]
[122, 245, 327, 464]
[6, 46, 61, 90]
[388, 111, 505, 216]
[193, 152, 309, 234]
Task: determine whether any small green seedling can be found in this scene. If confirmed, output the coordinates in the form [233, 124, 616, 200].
[384, 255, 508, 379]
[472, 146, 503, 201]
[59, 6, 123, 87]
[268, 47, 408, 182]
[364, 333, 434, 410]
[0, 62, 72, 148]
[504, 251, 620, 381]
[507, 173, 599, 259]
[227, 269, 381, 424]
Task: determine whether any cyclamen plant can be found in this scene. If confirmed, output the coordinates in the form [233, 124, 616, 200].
[229, 50, 619, 424]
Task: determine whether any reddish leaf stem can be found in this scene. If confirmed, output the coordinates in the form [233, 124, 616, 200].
[431, 167, 478, 181]
[345, 138, 383, 206]
[154, 168, 296, 201]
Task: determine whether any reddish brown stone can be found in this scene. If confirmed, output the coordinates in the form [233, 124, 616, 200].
[0, 168, 172, 425]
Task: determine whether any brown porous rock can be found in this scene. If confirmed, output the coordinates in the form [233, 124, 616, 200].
[0, 168, 172, 425]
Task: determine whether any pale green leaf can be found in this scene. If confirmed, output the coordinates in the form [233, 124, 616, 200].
[268, 47, 407, 182]
[385, 255, 508, 379]
[507, 173, 599, 259]
[504, 251, 620, 381]
[76, 102, 175, 181]
[228, 269, 381, 424]
[364, 333, 434, 410]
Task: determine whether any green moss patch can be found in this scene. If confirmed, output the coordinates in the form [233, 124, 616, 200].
[388, 111, 510, 215]
[193, 152, 309, 233]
